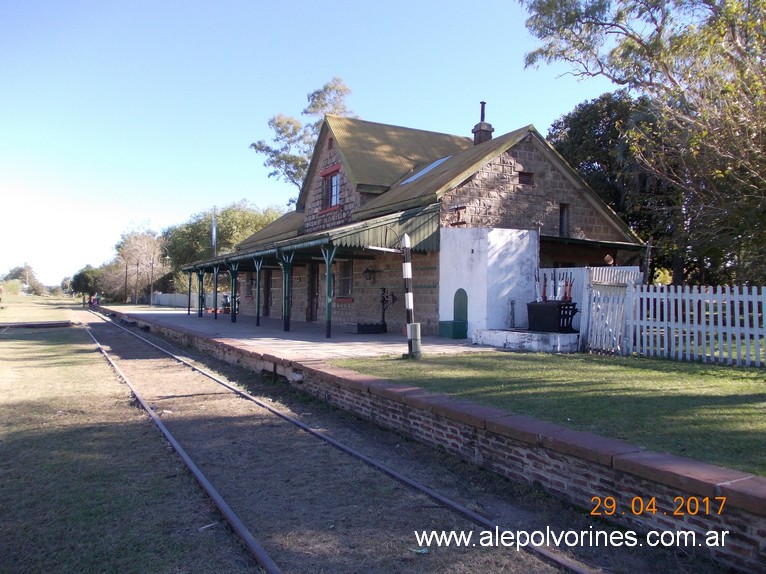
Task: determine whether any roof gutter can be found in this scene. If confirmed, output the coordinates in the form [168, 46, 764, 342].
[540, 235, 645, 251]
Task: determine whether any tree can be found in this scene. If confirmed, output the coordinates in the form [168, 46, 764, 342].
[108, 229, 166, 304]
[548, 91, 638, 214]
[0, 280, 22, 296]
[84, 202, 282, 302]
[163, 201, 283, 268]
[71, 265, 101, 296]
[4, 264, 46, 295]
[250, 77, 356, 191]
[163, 201, 283, 295]
[547, 91, 689, 282]
[521, 0, 766, 282]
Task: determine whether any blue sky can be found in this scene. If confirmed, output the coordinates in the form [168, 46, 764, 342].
[0, 0, 615, 285]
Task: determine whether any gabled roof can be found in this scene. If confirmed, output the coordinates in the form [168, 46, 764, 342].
[235, 116, 641, 262]
[353, 125, 533, 220]
[297, 115, 471, 209]
[350, 124, 641, 244]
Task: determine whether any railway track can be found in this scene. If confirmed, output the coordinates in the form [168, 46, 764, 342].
[78, 308, 596, 574]
[75, 309, 726, 574]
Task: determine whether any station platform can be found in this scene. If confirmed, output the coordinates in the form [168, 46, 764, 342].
[96, 304, 486, 361]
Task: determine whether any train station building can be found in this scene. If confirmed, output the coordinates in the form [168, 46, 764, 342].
[183, 108, 642, 338]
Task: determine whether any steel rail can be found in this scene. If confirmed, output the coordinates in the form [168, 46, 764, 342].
[88, 310, 601, 574]
[81, 319, 282, 574]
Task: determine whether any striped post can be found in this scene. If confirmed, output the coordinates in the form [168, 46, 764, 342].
[402, 233, 421, 359]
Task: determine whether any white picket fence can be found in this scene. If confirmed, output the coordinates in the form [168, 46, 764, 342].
[585, 268, 645, 354]
[625, 285, 766, 367]
[581, 280, 766, 367]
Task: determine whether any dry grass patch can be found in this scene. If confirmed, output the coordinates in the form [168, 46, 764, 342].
[0, 301, 261, 573]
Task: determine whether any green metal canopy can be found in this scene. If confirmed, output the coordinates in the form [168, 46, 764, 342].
[331, 204, 439, 252]
[181, 204, 440, 274]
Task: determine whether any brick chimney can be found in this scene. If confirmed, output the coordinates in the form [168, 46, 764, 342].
[472, 101, 494, 145]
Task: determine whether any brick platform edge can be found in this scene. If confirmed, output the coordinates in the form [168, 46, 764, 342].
[111, 312, 766, 573]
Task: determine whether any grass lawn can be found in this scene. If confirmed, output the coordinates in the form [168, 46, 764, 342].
[0, 292, 78, 322]
[332, 352, 766, 476]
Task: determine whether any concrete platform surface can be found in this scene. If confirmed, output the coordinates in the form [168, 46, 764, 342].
[98, 304, 488, 361]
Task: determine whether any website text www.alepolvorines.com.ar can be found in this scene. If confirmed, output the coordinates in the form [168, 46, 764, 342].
[413, 525, 730, 552]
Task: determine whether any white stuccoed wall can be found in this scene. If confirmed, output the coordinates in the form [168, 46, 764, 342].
[439, 228, 538, 337]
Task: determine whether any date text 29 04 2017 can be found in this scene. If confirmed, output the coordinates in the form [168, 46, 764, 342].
[591, 495, 726, 518]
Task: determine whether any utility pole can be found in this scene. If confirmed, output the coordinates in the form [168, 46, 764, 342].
[134, 260, 139, 304]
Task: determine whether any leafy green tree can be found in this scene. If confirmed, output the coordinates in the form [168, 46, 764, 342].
[71, 265, 101, 296]
[163, 200, 283, 268]
[0, 280, 22, 296]
[547, 91, 691, 282]
[250, 77, 356, 192]
[548, 92, 639, 214]
[4, 264, 34, 284]
[85, 202, 282, 301]
[521, 0, 766, 282]
[4, 264, 46, 295]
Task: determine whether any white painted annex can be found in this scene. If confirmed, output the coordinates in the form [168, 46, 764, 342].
[439, 227, 538, 337]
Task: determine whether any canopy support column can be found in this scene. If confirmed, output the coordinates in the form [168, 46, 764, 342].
[253, 258, 263, 327]
[212, 265, 220, 320]
[228, 260, 239, 323]
[278, 251, 294, 332]
[321, 245, 337, 338]
[186, 271, 192, 315]
[196, 269, 205, 317]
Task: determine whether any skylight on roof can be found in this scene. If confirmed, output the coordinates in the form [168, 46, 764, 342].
[400, 155, 451, 185]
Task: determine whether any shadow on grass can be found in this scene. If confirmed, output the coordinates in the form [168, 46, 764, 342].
[0, 413, 260, 574]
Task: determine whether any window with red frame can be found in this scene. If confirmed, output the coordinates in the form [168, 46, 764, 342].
[323, 171, 340, 209]
[336, 260, 353, 297]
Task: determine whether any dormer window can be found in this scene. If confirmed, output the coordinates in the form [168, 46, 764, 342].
[320, 164, 341, 210]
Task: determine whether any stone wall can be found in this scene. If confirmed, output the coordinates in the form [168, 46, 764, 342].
[303, 136, 359, 234]
[440, 137, 627, 244]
